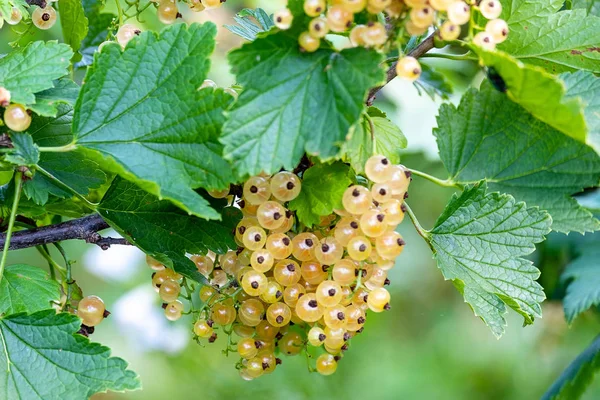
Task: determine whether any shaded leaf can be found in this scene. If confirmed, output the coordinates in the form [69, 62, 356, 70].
[561, 71, 600, 155]
[5, 133, 39, 166]
[59, 0, 89, 58]
[561, 243, 600, 323]
[224, 8, 274, 41]
[0, 264, 60, 315]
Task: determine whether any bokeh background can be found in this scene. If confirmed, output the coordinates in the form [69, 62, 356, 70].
[1, 1, 599, 399]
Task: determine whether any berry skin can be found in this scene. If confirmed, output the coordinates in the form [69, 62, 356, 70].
[332, 259, 357, 286]
[266, 302, 292, 327]
[363, 22, 387, 47]
[429, 0, 453, 11]
[388, 164, 411, 195]
[201, 0, 223, 8]
[447, 1, 470, 25]
[349, 25, 368, 47]
[300, 260, 328, 285]
[260, 280, 283, 303]
[256, 201, 287, 230]
[308, 326, 327, 346]
[255, 320, 280, 341]
[157, 0, 178, 24]
[239, 299, 265, 327]
[473, 31, 496, 51]
[341, 0, 367, 13]
[242, 226, 267, 251]
[347, 236, 372, 261]
[238, 337, 259, 359]
[316, 353, 338, 375]
[359, 209, 387, 238]
[344, 304, 366, 331]
[7, 7, 22, 25]
[323, 305, 347, 330]
[4, 104, 31, 132]
[274, 8, 293, 30]
[146, 255, 165, 271]
[266, 233, 293, 259]
[308, 17, 329, 39]
[193, 319, 214, 338]
[376, 231, 405, 260]
[334, 216, 362, 246]
[299, 31, 320, 52]
[292, 232, 320, 261]
[250, 249, 274, 273]
[480, 0, 502, 19]
[212, 303, 237, 325]
[257, 350, 277, 374]
[326, 5, 353, 33]
[367, 0, 391, 13]
[220, 250, 238, 274]
[159, 278, 181, 302]
[439, 21, 461, 41]
[295, 293, 323, 322]
[364, 266, 387, 290]
[32, 6, 57, 30]
[244, 357, 265, 378]
[367, 287, 391, 312]
[283, 283, 306, 307]
[0, 87, 11, 107]
[243, 176, 271, 205]
[199, 285, 218, 303]
[242, 270, 268, 296]
[190, 254, 214, 277]
[396, 56, 421, 82]
[316, 280, 343, 307]
[385, 0, 404, 17]
[365, 155, 393, 183]
[406, 20, 428, 36]
[164, 300, 184, 321]
[273, 260, 302, 286]
[486, 19, 509, 43]
[381, 199, 405, 226]
[208, 187, 229, 198]
[279, 332, 303, 356]
[314, 237, 344, 265]
[410, 5, 434, 28]
[342, 185, 372, 215]
[304, 0, 326, 17]
[116, 24, 141, 47]
[270, 171, 302, 201]
[372, 183, 393, 203]
[77, 295, 106, 327]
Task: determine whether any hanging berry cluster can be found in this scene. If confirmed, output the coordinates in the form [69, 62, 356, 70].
[273, 0, 509, 82]
[147, 155, 411, 379]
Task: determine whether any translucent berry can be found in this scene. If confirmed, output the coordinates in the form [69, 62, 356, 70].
[367, 287, 391, 312]
[364, 266, 387, 290]
[308, 17, 329, 38]
[360, 210, 387, 238]
[7, 7, 22, 25]
[323, 305, 347, 330]
[410, 5, 434, 28]
[440, 21, 461, 41]
[189, 0, 205, 12]
[295, 293, 323, 322]
[473, 31, 496, 50]
[245, 357, 265, 378]
[274, 8, 293, 30]
[265, 233, 293, 260]
[406, 20, 428, 36]
[261, 280, 284, 304]
[243, 176, 271, 205]
[190, 254, 214, 277]
[159, 278, 181, 302]
[201, 0, 223, 8]
[388, 164, 411, 195]
[254, 320, 279, 342]
[279, 332, 303, 356]
[396, 57, 421, 82]
[235, 216, 258, 243]
[238, 338, 259, 359]
[308, 326, 327, 346]
[316, 353, 338, 375]
[242, 270, 268, 296]
[301, 260, 328, 285]
[283, 283, 306, 308]
[332, 259, 356, 286]
[349, 24, 367, 47]
[239, 299, 265, 327]
[480, 0, 502, 19]
[211, 303, 237, 325]
[220, 250, 238, 274]
[381, 199, 405, 226]
[429, 0, 453, 11]
[362, 22, 387, 47]
[273, 260, 302, 286]
[151, 268, 177, 290]
[342, 0, 367, 13]
[385, 0, 404, 17]
[334, 216, 361, 246]
[326, 5, 353, 32]
[447, 1, 470, 25]
[367, 0, 391, 13]
[270, 212, 295, 234]
[365, 155, 394, 183]
[4, 104, 31, 132]
[157, 0, 178, 24]
[256, 201, 287, 230]
[77, 295, 105, 327]
[304, 0, 326, 17]
[371, 183, 393, 203]
[314, 237, 344, 265]
[242, 226, 267, 251]
[345, 304, 366, 331]
[342, 185, 372, 215]
[316, 280, 343, 307]
[32, 6, 57, 30]
[193, 319, 213, 338]
[299, 31, 320, 52]
[485, 19, 509, 43]
[116, 23, 141, 47]
[257, 350, 277, 374]
[376, 231, 405, 260]
[199, 285, 218, 303]
[250, 249, 274, 273]
[270, 171, 302, 201]
[292, 232, 320, 261]
[211, 269, 228, 288]
[347, 236, 372, 261]
[208, 187, 229, 198]
[164, 300, 184, 321]
[146, 255, 165, 271]
[0, 87, 10, 107]
[266, 302, 292, 327]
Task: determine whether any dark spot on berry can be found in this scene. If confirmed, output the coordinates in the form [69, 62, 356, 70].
[276, 333, 284, 340]
[359, 244, 367, 252]
[357, 316, 365, 324]
[367, 21, 375, 27]
[328, 288, 336, 296]
[318, 333, 326, 341]
[413, 68, 420, 75]
[282, 237, 290, 246]
[379, 188, 387, 196]
[308, 299, 318, 308]
[238, 199, 246, 209]
[423, 7, 430, 14]
[357, 327, 364, 333]
[384, 303, 391, 310]
[249, 185, 258, 193]
[208, 333, 217, 343]
[350, 221, 359, 229]
[276, 16, 282, 22]
[151, 272, 156, 279]
[400, 204, 407, 213]
[257, 256, 265, 264]
[134, 29, 141, 35]
[354, 269, 359, 277]
[298, 292, 304, 298]
[334, 355, 342, 361]
[337, 312, 345, 320]
[343, 332, 351, 341]
[286, 182, 295, 190]
[276, 358, 283, 365]
[483, 37, 490, 43]
[276, 290, 282, 298]
[161, 303, 168, 309]
[321, 243, 330, 252]
[373, 200, 380, 207]
[276, 315, 284, 324]
[207, 319, 214, 327]
[255, 340, 262, 348]
[404, 192, 409, 199]
[315, 24, 321, 31]
[363, 294, 368, 302]
[103, 310, 111, 318]
[316, 6, 322, 12]
[286, 263, 296, 272]
[262, 362, 269, 370]
[322, 265, 329, 272]
[352, 188, 360, 197]
[41, 12, 50, 21]
[273, 212, 282, 220]
[251, 281, 259, 289]
[254, 233, 261, 242]
[377, 214, 385, 222]
[384, 278, 391, 286]
[238, 226, 246, 235]
[397, 238, 405, 246]
[305, 238, 314, 247]
[285, 210, 293, 219]
[176, 12, 182, 18]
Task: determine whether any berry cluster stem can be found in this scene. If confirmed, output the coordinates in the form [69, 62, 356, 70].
[403, 203, 432, 248]
[0, 171, 23, 284]
[409, 168, 463, 189]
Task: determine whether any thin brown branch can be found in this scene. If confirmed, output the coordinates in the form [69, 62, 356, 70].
[0, 214, 131, 251]
[366, 33, 436, 105]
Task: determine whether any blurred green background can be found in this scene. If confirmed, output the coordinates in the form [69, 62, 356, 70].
[1, 1, 599, 399]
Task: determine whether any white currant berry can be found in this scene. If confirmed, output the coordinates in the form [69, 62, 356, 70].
[308, 17, 329, 39]
[274, 8, 293, 30]
[447, 1, 470, 25]
[410, 6, 435, 29]
[473, 31, 496, 50]
[201, 0, 223, 8]
[480, 0, 502, 20]
[406, 20, 428, 36]
[32, 6, 57, 30]
[4, 104, 31, 132]
[299, 31, 320, 52]
[485, 19, 509, 43]
[429, 0, 454, 11]
[77, 295, 106, 327]
[304, 0, 326, 17]
[439, 21, 460, 41]
[396, 56, 421, 82]
[341, 0, 367, 14]
[0, 87, 11, 107]
[363, 22, 387, 47]
[116, 24, 141, 48]
[157, 0, 178, 24]
[7, 7, 22, 25]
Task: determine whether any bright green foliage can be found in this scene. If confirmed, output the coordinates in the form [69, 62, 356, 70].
[28, 78, 80, 117]
[561, 244, 600, 324]
[429, 182, 551, 338]
[343, 108, 407, 174]
[542, 334, 600, 400]
[77, 0, 115, 67]
[475, 49, 587, 143]
[73, 23, 234, 220]
[435, 82, 600, 233]
[5, 133, 39, 167]
[0, 0, 27, 24]
[0, 310, 141, 399]
[288, 162, 353, 227]
[98, 178, 241, 281]
[29, 103, 73, 147]
[416, 63, 453, 100]
[0, 264, 60, 315]
[0, 41, 72, 107]
[224, 8, 274, 41]
[562, 71, 600, 154]
[221, 32, 385, 178]
[499, 0, 600, 73]
[58, 0, 89, 57]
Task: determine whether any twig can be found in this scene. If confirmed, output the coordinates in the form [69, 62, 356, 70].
[0, 214, 132, 250]
[0, 172, 23, 283]
[366, 33, 436, 105]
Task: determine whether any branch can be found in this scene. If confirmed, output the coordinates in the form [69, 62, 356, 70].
[0, 214, 132, 251]
[366, 33, 436, 105]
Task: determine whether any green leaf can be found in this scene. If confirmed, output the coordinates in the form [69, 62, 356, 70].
[560, 243, 600, 324]
[0, 310, 141, 399]
[73, 23, 234, 220]
[542, 334, 600, 400]
[343, 108, 407, 174]
[98, 177, 242, 281]
[224, 8, 274, 41]
[414, 63, 453, 100]
[434, 82, 600, 233]
[429, 181, 551, 338]
[499, 0, 600, 73]
[288, 162, 353, 227]
[27, 78, 80, 117]
[474, 49, 587, 143]
[29, 103, 74, 147]
[59, 0, 89, 58]
[5, 133, 39, 167]
[77, 0, 114, 68]
[569, 0, 600, 16]
[0, 41, 73, 106]
[221, 32, 385, 178]
[0, 264, 60, 315]
[561, 71, 600, 155]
